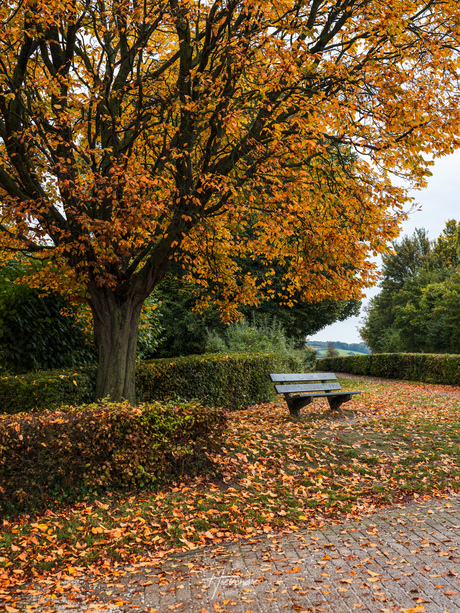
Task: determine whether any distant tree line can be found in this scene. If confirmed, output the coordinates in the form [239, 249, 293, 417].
[360, 220, 460, 354]
[310, 340, 370, 354]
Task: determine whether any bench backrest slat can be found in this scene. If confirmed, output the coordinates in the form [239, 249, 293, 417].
[275, 382, 341, 394]
[270, 373, 337, 383]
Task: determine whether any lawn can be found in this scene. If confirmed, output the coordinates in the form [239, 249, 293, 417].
[1, 376, 460, 594]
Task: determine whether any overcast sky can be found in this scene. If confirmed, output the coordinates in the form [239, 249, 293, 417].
[308, 149, 460, 345]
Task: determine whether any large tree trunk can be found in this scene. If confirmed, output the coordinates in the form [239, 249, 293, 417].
[89, 287, 145, 403]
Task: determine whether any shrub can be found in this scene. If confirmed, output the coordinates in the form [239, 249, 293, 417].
[317, 353, 460, 385]
[0, 262, 95, 373]
[138, 352, 298, 410]
[0, 400, 226, 516]
[0, 367, 96, 415]
[205, 316, 287, 353]
[0, 353, 294, 414]
[205, 315, 317, 372]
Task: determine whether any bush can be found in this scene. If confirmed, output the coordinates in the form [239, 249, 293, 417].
[136, 293, 164, 360]
[138, 352, 298, 410]
[0, 280, 95, 374]
[0, 261, 166, 373]
[0, 400, 226, 516]
[0, 353, 295, 414]
[0, 367, 96, 415]
[205, 315, 317, 372]
[317, 353, 460, 385]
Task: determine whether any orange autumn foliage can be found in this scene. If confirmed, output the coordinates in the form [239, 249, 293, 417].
[0, 0, 460, 399]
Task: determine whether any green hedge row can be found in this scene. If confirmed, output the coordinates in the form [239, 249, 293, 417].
[137, 352, 296, 410]
[0, 352, 293, 414]
[0, 400, 226, 516]
[0, 366, 96, 414]
[317, 353, 460, 385]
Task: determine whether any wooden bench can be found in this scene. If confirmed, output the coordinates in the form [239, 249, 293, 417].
[270, 372, 361, 417]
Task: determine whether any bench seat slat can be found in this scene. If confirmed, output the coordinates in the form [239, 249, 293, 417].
[270, 373, 336, 383]
[275, 382, 341, 394]
[293, 391, 361, 399]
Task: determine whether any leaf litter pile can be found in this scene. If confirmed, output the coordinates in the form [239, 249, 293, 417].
[2, 377, 460, 611]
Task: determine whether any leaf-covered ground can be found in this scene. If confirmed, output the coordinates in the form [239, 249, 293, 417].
[2, 376, 460, 611]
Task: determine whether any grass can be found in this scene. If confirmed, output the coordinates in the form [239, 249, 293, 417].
[1, 375, 460, 582]
[311, 348, 369, 358]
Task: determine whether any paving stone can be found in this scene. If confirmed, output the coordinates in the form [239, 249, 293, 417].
[17, 495, 460, 612]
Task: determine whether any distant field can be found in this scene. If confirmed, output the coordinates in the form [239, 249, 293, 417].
[309, 345, 368, 358]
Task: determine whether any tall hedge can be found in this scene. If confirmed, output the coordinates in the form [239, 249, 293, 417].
[0, 366, 96, 414]
[0, 352, 294, 414]
[0, 400, 226, 516]
[137, 352, 297, 410]
[317, 353, 460, 385]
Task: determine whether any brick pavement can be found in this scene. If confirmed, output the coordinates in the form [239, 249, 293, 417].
[18, 495, 460, 613]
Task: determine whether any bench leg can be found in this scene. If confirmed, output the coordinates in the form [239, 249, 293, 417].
[327, 393, 352, 412]
[286, 396, 312, 417]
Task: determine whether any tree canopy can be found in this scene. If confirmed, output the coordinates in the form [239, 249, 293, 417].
[360, 221, 460, 354]
[1, 0, 460, 400]
[153, 260, 360, 358]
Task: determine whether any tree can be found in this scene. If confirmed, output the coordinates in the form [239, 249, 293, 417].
[154, 269, 226, 358]
[379, 229, 432, 294]
[430, 219, 460, 271]
[325, 342, 339, 358]
[386, 269, 460, 354]
[1, 0, 460, 401]
[360, 229, 433, 352]
[248, 296, 360, 347]
[154, 260, 360, 357]
[0, 260, 94, 372]
[360, 221, 460, 353]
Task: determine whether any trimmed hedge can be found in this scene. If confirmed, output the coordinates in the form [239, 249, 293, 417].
[137, 352, 297, 410]
[0, 366, 96, 414]
[0, 400, 226, 516]
[317, 353, 460, 385]
[0, 352, 293, 414]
